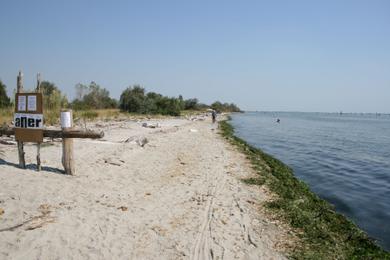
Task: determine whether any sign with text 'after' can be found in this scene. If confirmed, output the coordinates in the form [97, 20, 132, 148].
[14, 93, 44, 142]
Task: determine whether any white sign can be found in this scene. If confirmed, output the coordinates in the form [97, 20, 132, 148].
[14, 113, 44, 129]
[27, 95, 37, 111]
[60, 111, 72, 128]
[18, 96, 26, 111]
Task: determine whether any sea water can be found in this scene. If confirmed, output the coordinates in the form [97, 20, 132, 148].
[231, 112, 390, 251]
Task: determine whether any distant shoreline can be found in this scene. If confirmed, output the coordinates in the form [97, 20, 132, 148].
[243, 110, 390, 116]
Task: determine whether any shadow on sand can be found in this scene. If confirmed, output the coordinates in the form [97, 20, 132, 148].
[0, 158, 65, 175]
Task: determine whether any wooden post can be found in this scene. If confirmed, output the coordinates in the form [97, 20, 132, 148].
[36, 73, 42, 171]
[36, 145, 41, 171]
[61, 109, 75, 175]
[36, 73, 41, 92]
[16, 71, 26, 169]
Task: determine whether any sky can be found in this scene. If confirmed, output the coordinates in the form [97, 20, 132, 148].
[1, 0, 389, 113]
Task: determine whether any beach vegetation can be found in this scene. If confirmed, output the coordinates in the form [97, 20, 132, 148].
[219, 119, 390, 259]
[119, 85, 183, 116]
[41, 81, 68, 110]
[211, 101, 241, 113]
[71, 82, 118, 110]
[1, 78, 243, 124]
[184, 98, 199, 110]
[119, 86, 243, 116]
[40, 81, 69, 125]
[0, 80, 11, 108]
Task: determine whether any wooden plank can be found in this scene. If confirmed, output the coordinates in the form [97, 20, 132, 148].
[0, 127, 104, 139]
[14, 128, 44, 142]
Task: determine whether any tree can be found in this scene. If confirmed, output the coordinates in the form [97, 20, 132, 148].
[211, 101, 223, 112]
[119, 85, 146, 112]
[211, 101, 241, 112]
[75, 83, 89, 100]
[154, 96, 182, 116]
[119, 86, 182, 116]
[71, 82, 118, 110]
[0, 80, 11, 108]
[184, 98, 199, 110]
[40, 81, 68, 110]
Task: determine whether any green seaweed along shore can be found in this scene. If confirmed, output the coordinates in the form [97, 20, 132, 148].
[219, 119, 390, 259]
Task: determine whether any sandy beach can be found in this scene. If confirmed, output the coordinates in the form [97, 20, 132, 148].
[0, 117, 288, 259]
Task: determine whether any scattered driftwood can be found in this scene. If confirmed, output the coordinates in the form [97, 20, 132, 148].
[103, 158, 125, 166]
[136, 137, 148, 147]
[0, 127, 104, 139]
[142, 122, 160, 129]
[0, 204, 55, 232]
[122, 136, 148, 147]
[123, 137, 134, 143]
[0, 139, 16, 145]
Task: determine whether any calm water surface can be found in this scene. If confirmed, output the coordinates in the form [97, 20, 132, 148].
[231, 112, 390, 250]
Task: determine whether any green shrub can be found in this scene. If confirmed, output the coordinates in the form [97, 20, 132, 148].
[41, 81, 68, 111]
[119, 85, 182, 116]
[211, 101, 241, 112]
[0, 80, 11, 108]
[71, 82, 118, 110]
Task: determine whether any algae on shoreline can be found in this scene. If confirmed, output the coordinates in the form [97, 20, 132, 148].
[219, 119, 389, 259]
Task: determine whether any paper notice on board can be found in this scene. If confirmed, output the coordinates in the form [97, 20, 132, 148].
[27, 95, 37, 111]
[18, 96, 26, 111]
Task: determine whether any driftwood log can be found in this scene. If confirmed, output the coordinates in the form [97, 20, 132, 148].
[0, 127, 104, 139]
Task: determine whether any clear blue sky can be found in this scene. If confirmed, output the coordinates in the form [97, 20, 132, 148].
[1, 0, 389, 112]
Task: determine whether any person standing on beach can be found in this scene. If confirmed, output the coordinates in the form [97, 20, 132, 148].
[212, 110, 217, 123]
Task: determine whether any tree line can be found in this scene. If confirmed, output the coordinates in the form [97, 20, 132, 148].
[0, 80, 241, 115]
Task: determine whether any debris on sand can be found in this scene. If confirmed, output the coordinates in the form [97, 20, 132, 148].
[142, 122, 160, 128]
[122, 136, 148, 147]
[123, 137, 134, 143]
[136, 137, 148, 147]
[103, 158, 124, 166]
[0, 140, 15, 145]
[0, 204, 55, 232]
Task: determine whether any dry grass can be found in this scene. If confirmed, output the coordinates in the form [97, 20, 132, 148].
[180, 109, 208, 116]
[0, 107, 13, 125]
[0, 108, 184, 127]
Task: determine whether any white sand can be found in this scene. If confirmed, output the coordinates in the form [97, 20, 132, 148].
[0, 118, 288, 259]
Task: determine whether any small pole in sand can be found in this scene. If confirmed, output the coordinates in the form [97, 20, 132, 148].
[36, 73, 42, 171]
[16, 71, 26, 169]
[61, 109, 75, 175]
